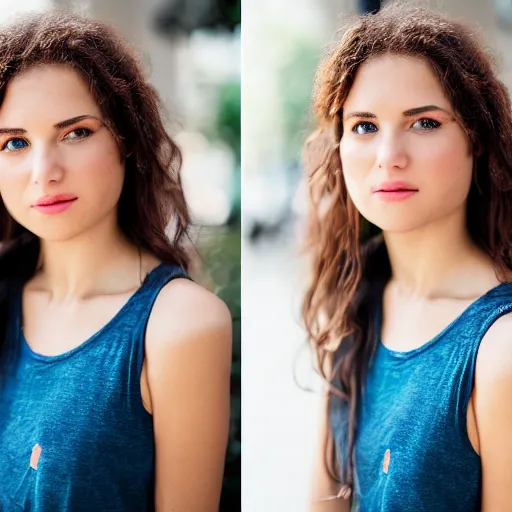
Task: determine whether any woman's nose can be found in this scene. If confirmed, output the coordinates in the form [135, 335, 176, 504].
[375, 131, 409, 170]
[30, 145, 64, 185]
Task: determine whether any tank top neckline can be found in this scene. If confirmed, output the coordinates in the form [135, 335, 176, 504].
[16, 261, 170, 363]
[377, 280, 512, 360]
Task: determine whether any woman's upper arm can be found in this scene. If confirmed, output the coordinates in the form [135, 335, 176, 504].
[145, 279, 232, 512]
[473, 313, 512, 512]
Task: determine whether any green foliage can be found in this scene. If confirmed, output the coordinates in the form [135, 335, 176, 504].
[204, 78, 241, 224]
[216, 80, 241, 166]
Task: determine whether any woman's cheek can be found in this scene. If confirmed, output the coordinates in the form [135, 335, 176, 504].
[341, 167, 371, 220]
[0, 175, 25, 212]
[426, 142, 473, 193]
[341, 144, 373, 201]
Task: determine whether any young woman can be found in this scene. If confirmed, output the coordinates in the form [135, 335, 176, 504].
[303, 4, 512, 511]
[0, 10, 232, 512]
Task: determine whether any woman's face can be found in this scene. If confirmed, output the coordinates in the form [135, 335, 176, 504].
[0, 63, 124, 241]
[339, 53, 474, 233]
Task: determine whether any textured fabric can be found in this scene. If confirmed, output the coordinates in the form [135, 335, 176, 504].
[0, 262, 189, 511]
[330, 282, 512, 512]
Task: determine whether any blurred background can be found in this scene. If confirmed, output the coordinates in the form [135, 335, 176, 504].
[0, 0, 240, 509]
[242, 0, 512, 510]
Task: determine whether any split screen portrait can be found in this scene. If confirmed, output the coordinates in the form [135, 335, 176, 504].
[1, 0, 512, 511]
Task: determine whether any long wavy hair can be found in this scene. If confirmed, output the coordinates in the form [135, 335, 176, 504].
[302, 3, 512, 500]
[0, 11, 191, 374]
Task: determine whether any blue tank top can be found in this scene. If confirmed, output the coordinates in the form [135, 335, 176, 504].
[0, 262, 188, 511]
[330, 281, 512, 512]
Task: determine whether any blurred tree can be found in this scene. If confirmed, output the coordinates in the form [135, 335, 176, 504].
[153, 0, 240, 35]
[216, 81, 241, 166]
[205, 79, 241, 226]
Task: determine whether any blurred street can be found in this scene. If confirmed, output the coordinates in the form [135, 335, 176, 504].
[243, 232, 323, 511]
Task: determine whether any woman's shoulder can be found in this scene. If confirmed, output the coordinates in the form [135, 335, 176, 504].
[141, 250, 231, 331]
[472, 310, 512, 503]
[145, 270, 232, 354]
[472, 310, 512, 432]
[142, 271, 232, 419]
[476, 310, 512, 373]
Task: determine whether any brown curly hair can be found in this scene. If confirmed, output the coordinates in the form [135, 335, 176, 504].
[302, 2, 512, 500]
[0, 10, 191, 372]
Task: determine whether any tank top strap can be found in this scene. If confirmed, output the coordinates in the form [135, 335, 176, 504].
[456, 281, 512, 426]
[460, 281, 512, 339]
[133, 261, 190, 310]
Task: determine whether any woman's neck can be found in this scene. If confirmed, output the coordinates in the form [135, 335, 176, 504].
[33, 215, 143, 301]
[383, 209, 499, 299]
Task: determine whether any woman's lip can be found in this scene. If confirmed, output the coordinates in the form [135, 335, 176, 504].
[32, 198, 77, 214]
[34, 194, 77, 206]
[374, 190, 418, 202]
[372, 181, 418, 193]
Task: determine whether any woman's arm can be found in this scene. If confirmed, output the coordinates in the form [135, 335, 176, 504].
[473, 312, 512, 511]
[145, 278, 232, 512]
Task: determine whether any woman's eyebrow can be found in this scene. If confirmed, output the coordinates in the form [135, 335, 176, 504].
[402, 105, 450, 117]
[343, 105, 451, 121]
[54, 114, 100, 129]
[0, 114, 101, 134]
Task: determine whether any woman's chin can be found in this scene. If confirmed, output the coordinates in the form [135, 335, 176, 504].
[23, 225, 85, 243]
[363, 216, 431, 235]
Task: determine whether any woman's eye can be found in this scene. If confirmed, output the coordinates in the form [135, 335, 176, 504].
[352, 121, 378, 135]
[66, 127, 93, 140]
[1, 138, 28, 152]
[412, 118, 441, 130]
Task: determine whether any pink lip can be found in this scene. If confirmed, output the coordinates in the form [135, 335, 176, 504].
[372, 181, 418, 202]
[32, 194, 77, 214]
[374, 190, 417, 202]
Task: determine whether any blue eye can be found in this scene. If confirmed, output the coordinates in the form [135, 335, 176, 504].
[412, 118, 441, 130]
[2, 138, 28, 152]
[352, 121, 377, 135]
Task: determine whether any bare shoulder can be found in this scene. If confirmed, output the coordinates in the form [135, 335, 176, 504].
[142, 276, 232, 412]
[147, 277, 232, 348]
[473, 311, 512, 421]
[476, 311, 512, 377]
[473, 313, 512, 509]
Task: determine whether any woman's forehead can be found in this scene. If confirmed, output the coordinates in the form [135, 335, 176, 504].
[343, 54, 452, 115]
[0, 64, 102, 126]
